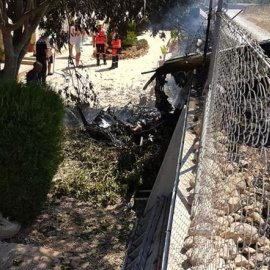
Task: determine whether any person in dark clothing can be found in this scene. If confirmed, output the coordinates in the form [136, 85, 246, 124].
[35, 36, 48, 83]
[160, 31, 166, 40]
[26, 61, 43, 84]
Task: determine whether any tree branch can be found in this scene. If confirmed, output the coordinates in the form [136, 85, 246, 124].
[14, 6, 51, 51]
[0, 0, 9, 28]
[5, 0, 56, 32]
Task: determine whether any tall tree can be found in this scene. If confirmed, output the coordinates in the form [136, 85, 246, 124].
[0, 0, 58, 80]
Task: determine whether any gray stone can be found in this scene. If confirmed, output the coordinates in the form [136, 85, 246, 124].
[251, 212, 265, 225]
[222, 222, 258, 245]
[189, 176, 196, 189]
[234, 254, 249, 267]
[194, 141, 200, 150]
[183, 236, 194, 250]
[259, 245, 270, 252]
[251, 253, 265, 262]
[193, 123, 202, 136]
[257, 236, 270, 247]
[218, 239, 238, 260]
[242, 247, 256, 255]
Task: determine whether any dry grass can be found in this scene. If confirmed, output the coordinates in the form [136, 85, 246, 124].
[242, 5, 270, 34]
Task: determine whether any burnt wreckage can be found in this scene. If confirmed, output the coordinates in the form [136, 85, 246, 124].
[143, 40, 270, 116]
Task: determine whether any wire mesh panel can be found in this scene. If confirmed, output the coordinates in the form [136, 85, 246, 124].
[189, 13, 270, 269]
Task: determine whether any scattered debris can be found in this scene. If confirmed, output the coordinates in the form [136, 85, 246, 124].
[65, 104, 162, 146]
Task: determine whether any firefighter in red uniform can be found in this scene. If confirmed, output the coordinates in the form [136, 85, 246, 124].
[109, 28, 121, 69]
[93, 21, 107, 66]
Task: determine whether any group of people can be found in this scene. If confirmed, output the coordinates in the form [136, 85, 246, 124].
[70, 20, 122, 70]
[26, 21, 122, 85]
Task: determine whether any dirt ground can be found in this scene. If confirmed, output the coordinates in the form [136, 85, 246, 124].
[242, 5, 270, 34]
[11, 197, 135, 270]
[45, 31, 172, 108]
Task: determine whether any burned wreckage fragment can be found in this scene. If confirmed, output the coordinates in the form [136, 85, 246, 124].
[63, 40, 270, 146]
[143, 40, 270, 118]
[143, 53, 211, 113]
[64, 105, 162, 146]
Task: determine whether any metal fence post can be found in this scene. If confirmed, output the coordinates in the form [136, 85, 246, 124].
[207, 0, 223, 86]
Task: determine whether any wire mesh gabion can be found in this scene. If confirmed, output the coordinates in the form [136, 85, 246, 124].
[188, 13, 270, 270]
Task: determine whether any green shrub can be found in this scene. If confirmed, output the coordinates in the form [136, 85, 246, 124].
[127, 22, 144, 36]
[0, 81, 64, 224]
[122, 31, 137, 47]
[52, 128, 121, 207]
[135, 39, 148, 50]
[127, 22, 136, 32]
[170, 29, 179, 40]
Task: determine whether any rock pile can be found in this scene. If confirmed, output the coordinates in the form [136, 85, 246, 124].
[183, 101, 270, 269]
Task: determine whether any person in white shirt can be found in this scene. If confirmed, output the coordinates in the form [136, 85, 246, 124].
[45, 36, 54, 75]
[69, 21, 76, 58]
[75, 25, 85, 67]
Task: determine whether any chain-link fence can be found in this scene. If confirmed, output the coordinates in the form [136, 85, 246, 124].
[189, 12, 270, 269]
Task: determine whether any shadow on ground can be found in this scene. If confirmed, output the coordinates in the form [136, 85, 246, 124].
[11, 197, 135, 270]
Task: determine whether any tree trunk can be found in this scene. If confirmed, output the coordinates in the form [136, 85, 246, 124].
[0, 32, 18, 80]
[0, 27, 31, 81]
[0, 0, 53, 81]
[0, 53, 20, 80]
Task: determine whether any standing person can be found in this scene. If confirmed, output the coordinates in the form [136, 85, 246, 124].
[69, 20, 76, 58]
[26, 61, 43, 84]
[110, 28, 121, 69]
[75, 25, 84, 67]
[35, 35, 49, 84]
[45, 35, 54, 75]
[93, 21, 107, 66]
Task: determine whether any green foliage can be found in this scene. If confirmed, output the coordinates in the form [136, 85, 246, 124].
[135, 39, 149, 50]
[126, 21, 144, 37]
[116, 121, 177, 201]
[122, 31, 137, 47]
[170, 29, 179, 40]
[0, 81, 64, 224]
[53, 118, 176, 207]
[113, 22, 147, 48]
[160, 45, 167, 55]
[127, 22, 136, 32]
[52, 129, 121, 207]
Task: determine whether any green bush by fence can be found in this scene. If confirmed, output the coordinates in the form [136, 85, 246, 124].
[0, 81, 64, 224]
